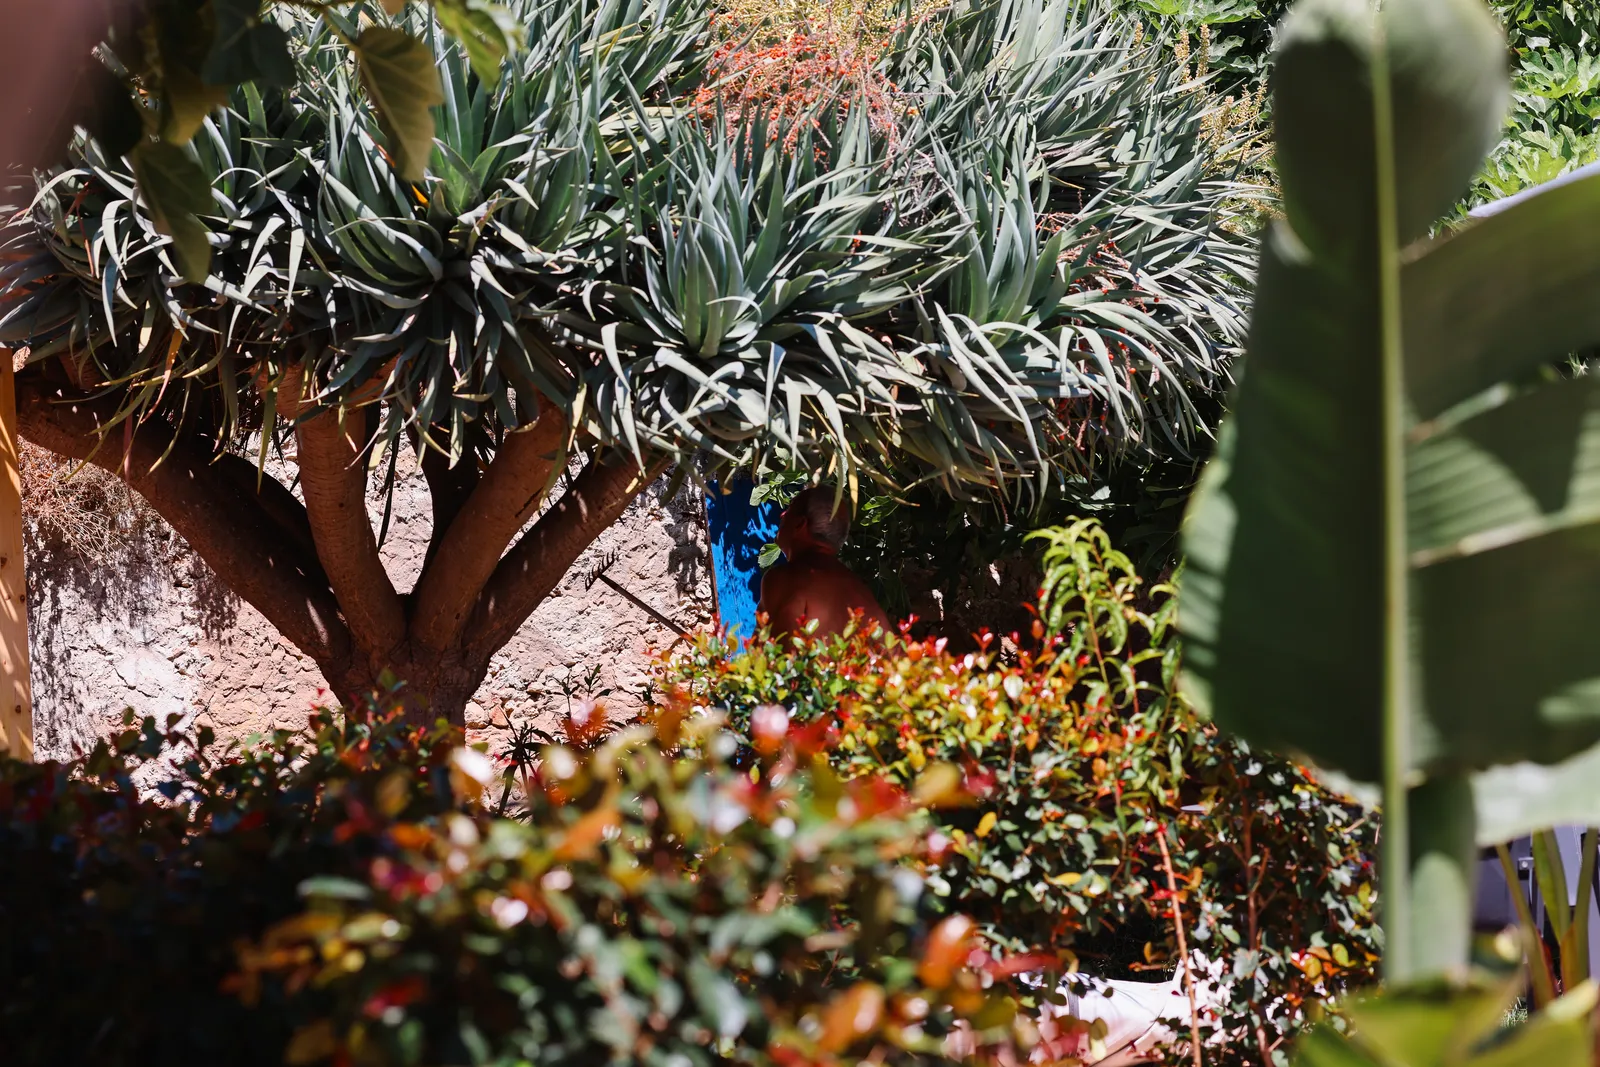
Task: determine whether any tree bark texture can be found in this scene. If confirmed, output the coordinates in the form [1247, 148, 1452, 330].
[14, 369, 665, 725]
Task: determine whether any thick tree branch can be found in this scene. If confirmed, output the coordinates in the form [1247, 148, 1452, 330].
[410, 401, 571, 652]
[214, 452, 326, 586]
[14, 374, 361, 689]
[416, 432, 480, 572]
[283, 368, 407, 667]
[464, 453, 667, 662]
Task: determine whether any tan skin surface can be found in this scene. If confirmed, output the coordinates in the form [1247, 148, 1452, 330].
[758, 504, 892, 639]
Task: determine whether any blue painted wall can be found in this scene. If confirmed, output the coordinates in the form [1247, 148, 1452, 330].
[705, 475, 781, 643]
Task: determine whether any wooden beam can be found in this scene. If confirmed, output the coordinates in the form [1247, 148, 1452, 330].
[0, 352, 31, 760]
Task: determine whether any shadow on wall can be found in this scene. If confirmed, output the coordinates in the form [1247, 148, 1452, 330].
[21, 444, 241, 756]
[20, 443, 722, 754]
[652, 477, 713, 601]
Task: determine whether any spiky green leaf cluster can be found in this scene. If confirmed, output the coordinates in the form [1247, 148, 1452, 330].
[0, 0, 1252, 503]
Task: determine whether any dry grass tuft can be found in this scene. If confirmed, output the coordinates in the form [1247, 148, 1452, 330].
[715, 0, 934, 42]
[20, 442, 161, 562]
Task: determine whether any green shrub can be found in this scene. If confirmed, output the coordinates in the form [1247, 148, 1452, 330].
[0, 697, 1025, 1066]
[1127, 0, 1600, 209]
[665, 518, 1381, 1064]
[1468, 1, 1600, 206]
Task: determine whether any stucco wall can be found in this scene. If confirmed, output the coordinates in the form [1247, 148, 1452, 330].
[24, 450, 714, 761]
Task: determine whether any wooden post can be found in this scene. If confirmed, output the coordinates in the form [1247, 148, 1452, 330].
[0, 351, 32, 760]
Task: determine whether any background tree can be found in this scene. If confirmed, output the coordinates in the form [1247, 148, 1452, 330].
[0, 0, 1250, 722]
[5, 0, 520, 280]
[824, 0, 1595, 624]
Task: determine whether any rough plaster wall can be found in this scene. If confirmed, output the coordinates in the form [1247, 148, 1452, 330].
[26, 452, 714, 762]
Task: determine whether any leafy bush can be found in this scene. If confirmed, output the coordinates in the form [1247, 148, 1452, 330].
[1127, 0, 1600, 208]
[1, 0, 1257, 718]
[1468, 1, 1600, 205]
[1119, 0, 1297, 90]
[0, 701, 459, 1063]
[0, 697, 1025, 1066]
[666, 518, 1380, 1064]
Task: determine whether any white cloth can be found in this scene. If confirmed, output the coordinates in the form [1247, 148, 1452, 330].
[1036, 975, 1194, 1065]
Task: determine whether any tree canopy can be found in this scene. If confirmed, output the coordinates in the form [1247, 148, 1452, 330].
[0, 0, 1254, 718]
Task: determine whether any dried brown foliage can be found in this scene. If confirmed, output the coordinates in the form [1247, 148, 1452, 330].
[20, 441, 159, 561]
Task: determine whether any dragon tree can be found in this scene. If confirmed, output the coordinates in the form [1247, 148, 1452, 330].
[0, 0, 1250, 722]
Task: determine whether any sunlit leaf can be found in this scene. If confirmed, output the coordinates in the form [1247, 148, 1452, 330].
[817, 983, 884, 1051]
[434, 0, 519, 83]
[354, 26, 444, 182]
[159, 63, 230, 143]
[1474, 740, 1600, 844]
[297, 876, 373, 901]
[552, 801, 621, 861]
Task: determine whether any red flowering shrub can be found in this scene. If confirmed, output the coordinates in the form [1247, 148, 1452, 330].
[0, 695, 457, 1065]
[662, 518, 1381, 1065]
[692, 28, 902, 147]
[0, 690, 1031, 1067]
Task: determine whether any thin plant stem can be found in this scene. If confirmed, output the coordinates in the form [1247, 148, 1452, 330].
[1238, 778, 1272, 1065]
[1533, 830, 1572, 944]
[1157, 826, 1204, 1067]
[1497, 843, 1555, 1008]
[1568, 828, 1598, 987]
[1370, 2, 1413, 984]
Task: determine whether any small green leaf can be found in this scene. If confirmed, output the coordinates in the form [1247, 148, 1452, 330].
[159, 63, 230, 144]
[354, 26, 444, 182]
[130, 141, 213, 283]
[296, 875, 372, 901]
[434, 0, 519, 84]
[758, 542, 781, 569]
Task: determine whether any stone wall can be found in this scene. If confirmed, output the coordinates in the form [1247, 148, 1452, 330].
[23, 449, 715, 761]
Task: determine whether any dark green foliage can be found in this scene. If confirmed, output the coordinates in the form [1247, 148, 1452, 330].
[666, 517, 1381, 1064]
[833, 447, 1208, 620]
